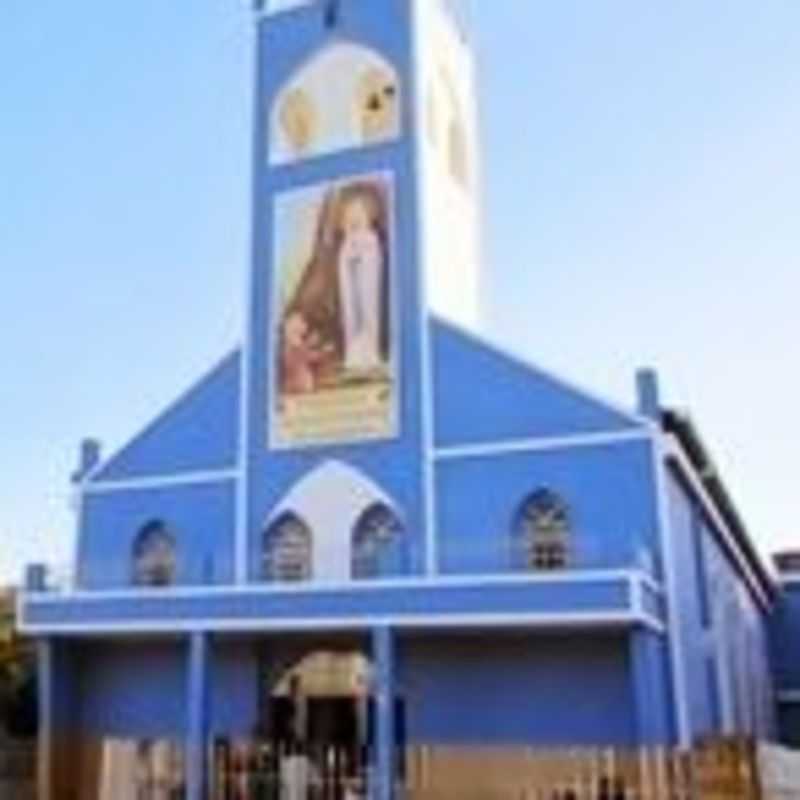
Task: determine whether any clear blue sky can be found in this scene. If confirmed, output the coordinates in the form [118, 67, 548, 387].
[1, 1, 798, 583]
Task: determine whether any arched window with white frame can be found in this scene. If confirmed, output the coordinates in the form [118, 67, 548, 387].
[512, 490, 571, 571]
[132, 520, 177, 587]
[263, 512, 313, 583]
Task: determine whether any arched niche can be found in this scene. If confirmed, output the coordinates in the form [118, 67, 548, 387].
[270, 43, 401, 164]
[428, 66, 470, 187]
[261, 460, 405, 583]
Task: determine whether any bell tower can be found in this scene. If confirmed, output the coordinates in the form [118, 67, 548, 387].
[240, 0, 480, 581]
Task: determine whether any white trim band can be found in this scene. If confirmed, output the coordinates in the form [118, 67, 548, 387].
[82, 469, 239, 494]
[435, 429, 652, 461]
[24, 568, 649, 604]
[19, 610, 665, 637]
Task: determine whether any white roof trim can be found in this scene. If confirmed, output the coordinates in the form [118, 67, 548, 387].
[435, 429, 652, 460]
[664, 435, 772, 611]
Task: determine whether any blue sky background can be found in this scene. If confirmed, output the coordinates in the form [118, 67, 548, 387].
[1, 1, 798, 583]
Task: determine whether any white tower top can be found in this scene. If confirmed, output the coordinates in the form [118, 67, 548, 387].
[414, 0, 482, 329]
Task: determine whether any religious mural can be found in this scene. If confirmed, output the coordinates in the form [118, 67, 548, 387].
[271, 43, 401, 164]
[270, 173, 395, 448]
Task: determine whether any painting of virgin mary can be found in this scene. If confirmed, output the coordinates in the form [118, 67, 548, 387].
[272, 174, 395, 447]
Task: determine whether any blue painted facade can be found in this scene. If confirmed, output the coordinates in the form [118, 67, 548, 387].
[18, 1, 794, 798]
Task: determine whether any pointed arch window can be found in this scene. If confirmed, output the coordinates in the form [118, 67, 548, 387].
[264, 513, 313, 582]
[132, 521, 177, 587]
[513, 490, 571, 571]
[352, 503, 403, 580]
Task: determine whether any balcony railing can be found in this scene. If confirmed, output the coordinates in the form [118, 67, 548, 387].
[25, 545, 656, 597]
[24, 539, 657, 597]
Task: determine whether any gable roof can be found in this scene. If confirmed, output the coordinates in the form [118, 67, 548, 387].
[432, 317, 649, 448]
[87, 350, 241, 483]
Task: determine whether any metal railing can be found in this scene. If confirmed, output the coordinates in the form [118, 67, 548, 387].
[31, 737, 798, 800]
[404, 739, 773, 800]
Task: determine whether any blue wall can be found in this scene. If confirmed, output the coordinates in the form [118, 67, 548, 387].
[665, 470, 715, 740]
[210, 638, 260, 736]
[68, 638, 260, 740]
[665, 468, 775, 742]
[47, 640, 80, 735]
[243, 0, 430, 580]
[770, 585, 800, 692]
[433, 321, 642, 447]
[77, 480, 237, 589]
[777, 702, 800, 749]
[629, 629, 674, 744]
[25, 577, 633, 629]
[399, 633, 636, 746]
[436, 439, 659, 574]
[77, 640, 187, 738]
[769, 584, 800, 745]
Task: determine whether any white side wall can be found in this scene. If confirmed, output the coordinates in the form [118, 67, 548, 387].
[414, 0, 482, 331]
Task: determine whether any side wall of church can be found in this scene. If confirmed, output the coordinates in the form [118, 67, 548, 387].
[665, 470, 775, 743]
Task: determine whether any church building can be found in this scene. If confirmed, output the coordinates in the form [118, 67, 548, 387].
[17, 1, 799, 798]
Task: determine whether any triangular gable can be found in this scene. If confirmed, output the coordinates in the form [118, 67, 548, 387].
[89, 350, 241, 482]
[432, 319, 647, 448]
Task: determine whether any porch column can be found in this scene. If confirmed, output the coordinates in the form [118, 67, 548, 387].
[186, 632, 210, 800]
[630, 628, 672, 744]
[371, 626, 396, 800]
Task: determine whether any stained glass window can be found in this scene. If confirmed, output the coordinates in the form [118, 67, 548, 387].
[132, 521, 177, 587]
[514, 490, 571, 571]
[264, 513, 313, 582]
[352, 504, 403, 580]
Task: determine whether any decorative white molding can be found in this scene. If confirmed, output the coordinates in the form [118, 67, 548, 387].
[82, 469, 238, 494]
[435, 429, 653, 461]
[630, 573, 643, 617]
[237, 167, 255, 586]
[18, 609, 665, 637]
[409, 0, 439, 579]
[24, 567, 647, 604]
[263, 461, 402, 583]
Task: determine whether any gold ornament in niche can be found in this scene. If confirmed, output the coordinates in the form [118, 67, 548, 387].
[356, 67, 399, 144]
[449, 120, 469, 187]
[279, 87, 318, 156]
[426, 88, 438, 148]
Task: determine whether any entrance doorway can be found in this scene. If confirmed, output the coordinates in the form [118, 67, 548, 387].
[211, 648, 404, 800]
